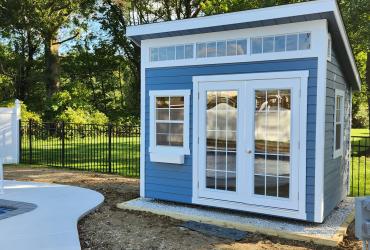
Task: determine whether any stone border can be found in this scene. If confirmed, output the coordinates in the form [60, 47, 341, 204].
[0, 199, 37, 220]
[117, 198, 355, 247]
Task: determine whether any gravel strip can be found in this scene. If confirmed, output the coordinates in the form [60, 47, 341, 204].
[122, 197, 354, 239]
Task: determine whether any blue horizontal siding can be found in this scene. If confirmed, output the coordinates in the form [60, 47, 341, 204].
[323, 47, 350, 218]
[145, 58, 318, 220]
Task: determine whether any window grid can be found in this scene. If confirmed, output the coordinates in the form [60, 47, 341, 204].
[251, 32, 311, 55]
[155, 96, 185, 147]
[334, 94, 344, 154]
[150, 44, 194, 62]
[206, 91, 237, 192]
[197, 39, 247, 59]
[254, 89, 291, 198]
[150, 32, 311, 62]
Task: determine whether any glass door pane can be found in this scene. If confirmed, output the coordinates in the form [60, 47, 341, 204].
[206, 91, 237, 192]
[254, 89, 291, 198]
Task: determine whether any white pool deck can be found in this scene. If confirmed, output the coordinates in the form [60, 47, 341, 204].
[118, 197, 355, 246]
[0, 180, 104, 250]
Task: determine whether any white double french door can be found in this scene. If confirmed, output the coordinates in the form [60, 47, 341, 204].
[197, 78, 301, 210]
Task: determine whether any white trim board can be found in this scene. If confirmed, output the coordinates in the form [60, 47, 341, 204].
[192, 70, 308, 220]
[313, 23, 328, 223]
[141, 20, 324, 69]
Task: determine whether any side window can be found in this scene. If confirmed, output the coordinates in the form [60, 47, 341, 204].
[149, 90, 190, 163]
[155, 96, 185, 147]
[333, 90, 344, 158]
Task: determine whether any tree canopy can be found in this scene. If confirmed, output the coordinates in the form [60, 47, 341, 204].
[0, 0, 368, 127]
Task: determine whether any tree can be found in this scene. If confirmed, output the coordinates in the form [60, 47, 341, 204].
[338, 0, 370, 130]
[30, 0, 95, 98]
[97, 0, 204, 117]
[0, 0, 42, 101]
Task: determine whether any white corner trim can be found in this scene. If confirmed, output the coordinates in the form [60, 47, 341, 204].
[139, 41, 150, 198]
[333, 89, 345, 159]
[314, 23, 329, 223]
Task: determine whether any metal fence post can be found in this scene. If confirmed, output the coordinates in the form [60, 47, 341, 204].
[108, 123, 112, 173]
[28, 120, 32, 164]
[62, 122, 65, 168]
[19, 120, 22, 163]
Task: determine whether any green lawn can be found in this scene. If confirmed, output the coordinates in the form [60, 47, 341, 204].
[19, 128, 370, 191]
[21, 135, 140, 177]
[350, 129, 370, 196]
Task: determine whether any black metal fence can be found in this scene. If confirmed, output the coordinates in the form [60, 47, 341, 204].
[350, 136, 370, 196]
[20, 120, 140, 177]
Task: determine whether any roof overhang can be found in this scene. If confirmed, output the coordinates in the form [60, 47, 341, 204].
[127, 0, 361, 90]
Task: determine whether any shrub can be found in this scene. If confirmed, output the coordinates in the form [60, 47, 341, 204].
[353, 103, 369, 128]
[56, 107, 108, 125]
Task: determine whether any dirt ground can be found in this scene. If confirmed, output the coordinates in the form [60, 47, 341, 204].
[4, 165, 362, 250]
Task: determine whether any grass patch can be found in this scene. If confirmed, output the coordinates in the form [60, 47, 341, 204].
[21, 136, 140, 177]
[350, 129, 370, 196]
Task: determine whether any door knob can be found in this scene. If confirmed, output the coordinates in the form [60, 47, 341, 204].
[246, 150, 252, 154]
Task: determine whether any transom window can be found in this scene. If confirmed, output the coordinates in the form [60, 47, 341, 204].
[156, 96, 184, 147]
[150, 44, 194, 62]
[333, 89, 344, 158]
[251, 32, 311, 54]
[196, 39, 247, 58]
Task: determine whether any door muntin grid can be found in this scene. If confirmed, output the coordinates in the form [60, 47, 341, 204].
[205, 91, 237, 192]
[254, 89, 291, 198]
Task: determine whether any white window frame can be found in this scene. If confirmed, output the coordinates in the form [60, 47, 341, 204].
[149, 89, 190, 164]
[333, 89, 345, 158]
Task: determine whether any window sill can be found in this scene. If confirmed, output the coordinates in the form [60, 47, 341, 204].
[150, 152, 185, 164]
[333, 150, 342, 159]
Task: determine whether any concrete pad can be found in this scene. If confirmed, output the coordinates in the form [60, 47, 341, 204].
[117, 197, 354, 247]
[0, 180, 104, 250]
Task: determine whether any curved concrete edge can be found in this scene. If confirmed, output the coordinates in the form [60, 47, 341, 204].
[0, 180, 104, 250]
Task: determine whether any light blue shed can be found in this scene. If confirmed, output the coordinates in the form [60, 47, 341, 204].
[127, 0, 361, 223]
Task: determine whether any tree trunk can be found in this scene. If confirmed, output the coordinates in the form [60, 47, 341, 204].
[44, 34, 60, 98]
[367, 51, 370, 135]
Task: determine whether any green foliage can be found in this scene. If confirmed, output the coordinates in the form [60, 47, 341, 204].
[338, 0, 370, 128]
[0, 0, 369, 128]
[21, 103, 43, 124]
[56, 107, 108, 125]
[353, 102, 369, 128]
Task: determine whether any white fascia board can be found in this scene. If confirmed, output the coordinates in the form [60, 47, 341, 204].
[127, 0, 334, 37]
